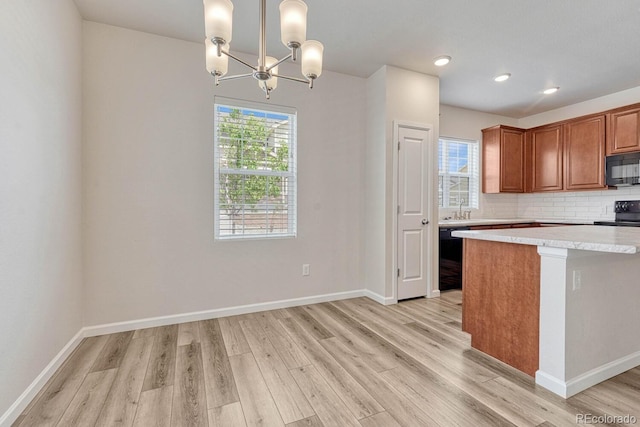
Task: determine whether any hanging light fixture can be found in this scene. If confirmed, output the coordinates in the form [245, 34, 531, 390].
[203, 0, 324, 99]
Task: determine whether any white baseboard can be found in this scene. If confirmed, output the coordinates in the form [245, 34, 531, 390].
[83, 289, 371, 337]
[363, 290, 396, 305]
[2, 287, 389, 426]
[0, 329, 85, 427]
[536, 350, 640, 398]
[535, 370, 569, 398]
[430, 289, 441, 298]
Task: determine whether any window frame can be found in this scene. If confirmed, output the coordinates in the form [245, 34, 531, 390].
[438, 137, 480, 209]
[214, 97, 297, 240]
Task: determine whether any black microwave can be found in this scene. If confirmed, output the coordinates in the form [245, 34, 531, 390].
[606, 152, 640, 186]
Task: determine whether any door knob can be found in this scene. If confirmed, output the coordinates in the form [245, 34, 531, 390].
[422, 219, 429, 225]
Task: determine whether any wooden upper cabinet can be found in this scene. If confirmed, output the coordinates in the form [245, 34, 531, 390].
[530, 124, 563, 192]
[482, 125, 525, 193]
[607, 105, 640, 155]
[564, 114, 606, 190]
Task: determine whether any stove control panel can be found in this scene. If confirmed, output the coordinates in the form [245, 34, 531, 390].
[614, 200, 640, 213]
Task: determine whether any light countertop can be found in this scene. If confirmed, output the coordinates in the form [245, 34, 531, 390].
[438, 218, 594, 227]
[452, 225, 640, 254]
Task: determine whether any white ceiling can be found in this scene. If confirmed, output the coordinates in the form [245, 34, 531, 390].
[74, 0, 640, 118]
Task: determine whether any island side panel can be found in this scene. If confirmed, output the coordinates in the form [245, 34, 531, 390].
[462, 239, 540, 376]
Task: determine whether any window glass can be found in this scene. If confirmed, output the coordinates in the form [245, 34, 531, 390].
[438, 138, 479, 209]
[214, 98, 296, 239]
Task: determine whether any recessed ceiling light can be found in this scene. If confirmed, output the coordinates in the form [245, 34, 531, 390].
[494, 73, 511, 82]
[543, 87, 559, 95]
[434, 55, 451, 67]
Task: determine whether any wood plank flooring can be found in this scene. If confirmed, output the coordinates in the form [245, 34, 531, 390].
[14, 291, 640, 426]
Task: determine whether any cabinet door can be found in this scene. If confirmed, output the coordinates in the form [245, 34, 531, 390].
[564, 115, 605, 190]
[531, 124, 563, 192]
[500, 128, 525, 192]
[482, 127, 501, 193]
[482, 126, 525, 193]
[607, 106, 640, 154]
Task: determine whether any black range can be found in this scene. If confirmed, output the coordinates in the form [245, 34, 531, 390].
[594, 200, 640, 227]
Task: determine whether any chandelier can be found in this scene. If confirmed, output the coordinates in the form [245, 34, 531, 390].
[203, 0, 324, 99]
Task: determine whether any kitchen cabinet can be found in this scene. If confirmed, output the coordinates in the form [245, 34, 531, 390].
[564, 114, 606, 190]
[484, 102, 639, 194]
[529, 124, 563, 192]
[529, 115, 605, 192]
[482, 125, 526, 193]
[607, 104, 640, 155]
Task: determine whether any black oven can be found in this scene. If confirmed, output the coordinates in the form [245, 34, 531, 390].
[605, 152, 640, 187]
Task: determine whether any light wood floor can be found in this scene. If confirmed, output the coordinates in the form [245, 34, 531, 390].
[14, 291, 640, 426]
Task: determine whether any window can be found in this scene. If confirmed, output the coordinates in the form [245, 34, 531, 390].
[438, 137, 479, 209]
[214, 97, 296, 239]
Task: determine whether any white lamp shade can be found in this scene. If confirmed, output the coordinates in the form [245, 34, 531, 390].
[204, 0, 233, 43]
[301, 40, 323, 78]
[260, 56, 279, 91]
[206, 39, 228, 76]
[279, 0, 307, 47]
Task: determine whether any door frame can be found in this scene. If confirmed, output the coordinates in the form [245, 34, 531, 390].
[392, 120, 439, 302]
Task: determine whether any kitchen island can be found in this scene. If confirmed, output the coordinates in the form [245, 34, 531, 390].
[452, 225, 640, 398]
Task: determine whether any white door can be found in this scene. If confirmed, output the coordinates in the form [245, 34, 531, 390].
[397, 125, 431, 300]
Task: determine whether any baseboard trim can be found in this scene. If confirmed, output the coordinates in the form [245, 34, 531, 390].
[566, 350, 640, 397]
[0, 329, 85, 427]
[363, 289, 396, 305]
[83, 289, 371, 337]
[430, 289, 441, 298]
[536, 350, 640, 398]
[535, 370, 569, 398]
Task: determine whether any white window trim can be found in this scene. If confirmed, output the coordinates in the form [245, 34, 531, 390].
[214, 96, 297, 240]
[438, 137, 480, 209]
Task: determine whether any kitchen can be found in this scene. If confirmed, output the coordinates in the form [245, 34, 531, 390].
[436, 99, 640, 398]
[4, 0, 640, 425]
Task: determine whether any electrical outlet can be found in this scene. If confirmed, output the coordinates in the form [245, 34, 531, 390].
[572, 270, 582, 291]
[302, 264, 310, 276]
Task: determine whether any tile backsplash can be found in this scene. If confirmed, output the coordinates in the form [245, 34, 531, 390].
[482, 187, 640, 221]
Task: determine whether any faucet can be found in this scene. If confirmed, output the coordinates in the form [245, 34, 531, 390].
[458, 198, 465, 219]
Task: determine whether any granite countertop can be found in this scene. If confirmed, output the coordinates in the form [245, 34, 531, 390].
[438, 218, 594, 227]
[452, 225, 640, 254]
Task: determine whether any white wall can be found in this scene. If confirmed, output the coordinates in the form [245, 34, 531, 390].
[364, 66, 440, 299]
[439, 105, 519, 219]
[0, 0, 83, 417]
[82, 22, 366, 326]
[363, 68, 388, 299]
[518, 86, 640, 129]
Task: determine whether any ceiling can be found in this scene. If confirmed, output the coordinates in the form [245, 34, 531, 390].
[74, 0, 640, 118]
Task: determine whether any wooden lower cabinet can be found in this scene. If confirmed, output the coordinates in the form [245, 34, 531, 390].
[462, 239, 540, 376]
[468, 222, 539, 230]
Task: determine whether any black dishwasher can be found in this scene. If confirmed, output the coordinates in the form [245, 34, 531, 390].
[439, 227, 469, 291]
